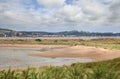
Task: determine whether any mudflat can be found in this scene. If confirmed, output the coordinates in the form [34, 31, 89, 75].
[30, 45, 120, 61]
[0, 44, 120, 70]
[0, 44, 94, 69]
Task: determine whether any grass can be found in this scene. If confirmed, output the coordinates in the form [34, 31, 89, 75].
[0, 38, 120, 50]
[0, 58, 120, 79]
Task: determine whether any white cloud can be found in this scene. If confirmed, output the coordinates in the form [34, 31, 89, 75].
[108, 0, 120, 24]
[56, 5, 83, 23]
[82, 0, 107, 15]
[37, 0, 65, 8]
[0, 0, 120, 32]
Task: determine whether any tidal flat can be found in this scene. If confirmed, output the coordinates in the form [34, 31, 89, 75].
[0, 46, 93, 70]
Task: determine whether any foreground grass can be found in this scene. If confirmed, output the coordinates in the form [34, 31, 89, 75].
[0, 58, 120, 79]
[0, 38, 120, 50]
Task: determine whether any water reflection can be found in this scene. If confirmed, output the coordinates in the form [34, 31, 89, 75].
[0, 47, 94, 70]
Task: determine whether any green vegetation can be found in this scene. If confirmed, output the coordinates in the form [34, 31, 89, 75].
[0, 38, 120, 50]
[0, 38, 120, 78]
[0, 58, 120, 79]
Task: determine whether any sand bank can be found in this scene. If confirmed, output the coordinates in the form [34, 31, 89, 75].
[0, 44, 120, 61]
[30, 45, 120, 61]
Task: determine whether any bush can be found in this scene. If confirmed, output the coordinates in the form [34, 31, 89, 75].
[35, 39, 42, 42]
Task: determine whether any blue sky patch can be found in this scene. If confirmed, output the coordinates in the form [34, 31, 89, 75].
[66, 0, 73, 4]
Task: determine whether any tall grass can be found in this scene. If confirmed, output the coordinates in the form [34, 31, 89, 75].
[0, 63, 120, 79]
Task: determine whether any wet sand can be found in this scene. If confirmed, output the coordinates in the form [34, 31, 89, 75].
[0, 44, 68, 48]
[0, 44, 120, 70]
[30, 45, 120, 61]
[1, 44, 120, 61]
[0, 45, 93, 70]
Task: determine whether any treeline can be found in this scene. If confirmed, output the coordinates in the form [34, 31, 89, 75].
[15, 31, 120, 37]
[0, 28, 120, 37]
[56, 31, 120, 37]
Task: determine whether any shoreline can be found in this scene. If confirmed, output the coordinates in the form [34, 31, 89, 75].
[0, 44, 120, 70]
[0, 44, 120, 61]
[29, 45, 120, 61]
[0, 44, 68, 48]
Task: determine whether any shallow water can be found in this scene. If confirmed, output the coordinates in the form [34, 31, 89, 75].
[0, 47, 94, 70]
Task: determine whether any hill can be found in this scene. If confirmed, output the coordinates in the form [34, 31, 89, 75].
[0, 28, 17, 37]
[0, 28, 120, 37]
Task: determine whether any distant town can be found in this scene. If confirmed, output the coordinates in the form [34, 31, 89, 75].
[0, 28, 120, 37]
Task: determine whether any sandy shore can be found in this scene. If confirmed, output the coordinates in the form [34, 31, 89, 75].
[30, 45, 120, 61]
[0, 44, 68, 50]
[0, 45, 93, 69]
[0, 44, 120, 61]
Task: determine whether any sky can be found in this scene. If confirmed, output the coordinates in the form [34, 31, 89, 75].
[0, 0, 120, 32]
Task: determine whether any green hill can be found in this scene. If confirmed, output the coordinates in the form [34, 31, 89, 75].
[0, 28, 17, 37]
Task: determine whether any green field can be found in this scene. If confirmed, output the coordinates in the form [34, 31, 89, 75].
[0, 38, 120, 50]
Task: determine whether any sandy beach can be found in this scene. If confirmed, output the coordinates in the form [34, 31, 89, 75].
[0, 44, 68, 48]
[0, 44, 119, 61]
[0, 44, 93, 69]
[29, 45, 120, 61]
[0, 44, 120, 61]
[0, 44, 120, 69]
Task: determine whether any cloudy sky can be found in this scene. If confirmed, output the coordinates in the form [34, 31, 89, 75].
[0, 0, 120, 32]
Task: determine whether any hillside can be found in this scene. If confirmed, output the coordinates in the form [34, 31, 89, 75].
[0, 28, 17, 37]
[0, 28, 120, 37]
